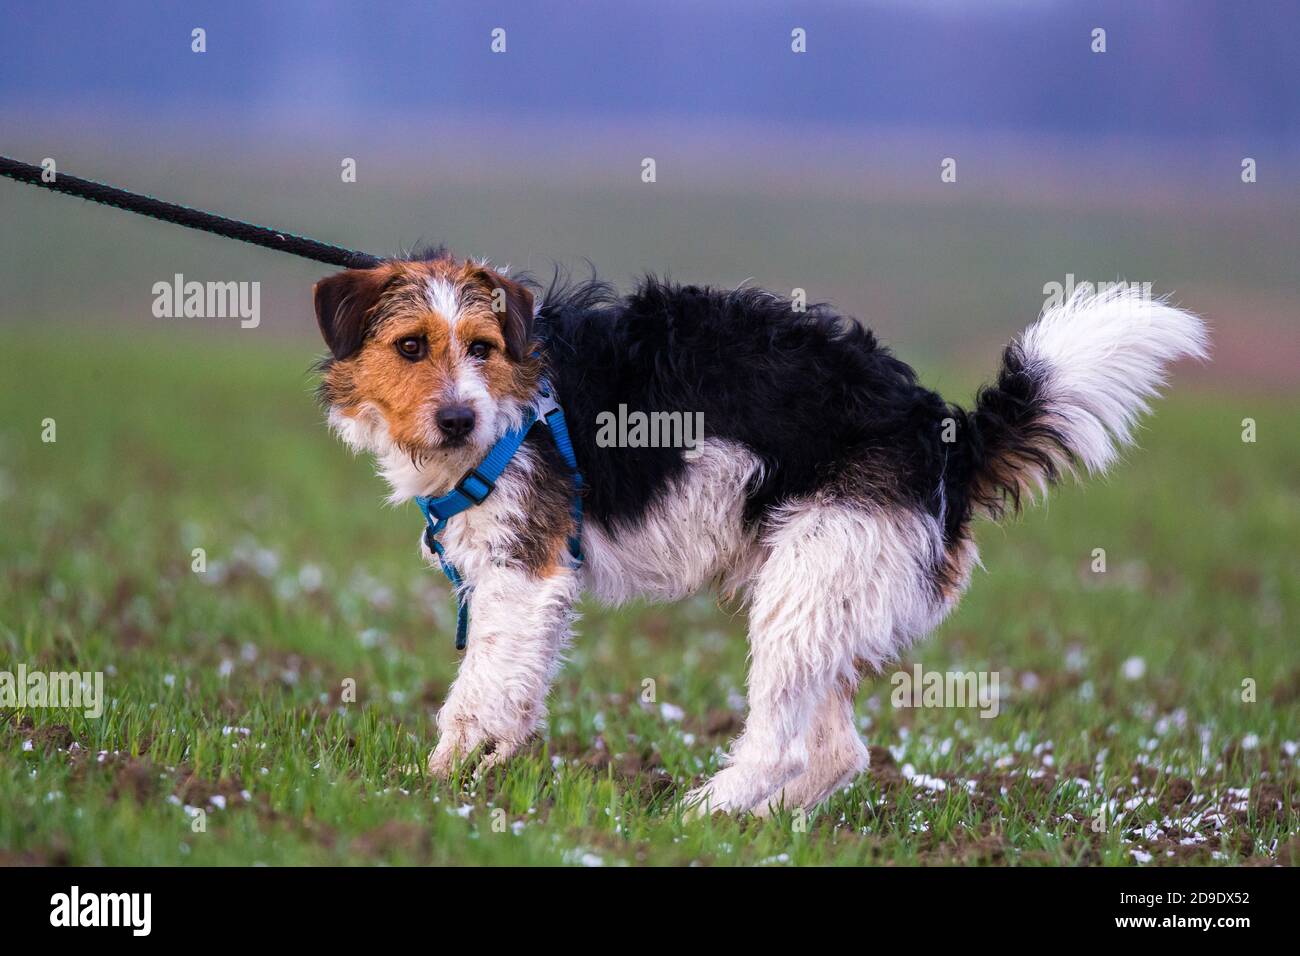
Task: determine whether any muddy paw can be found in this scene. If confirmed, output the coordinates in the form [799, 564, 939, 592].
[426, 724, 487, 779]
[684, 765, 789, 818]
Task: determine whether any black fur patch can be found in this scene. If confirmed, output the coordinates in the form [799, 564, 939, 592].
[538, 275, 969, 536]
[506, 432, 579, 574]
[942, 343, 1075, 540]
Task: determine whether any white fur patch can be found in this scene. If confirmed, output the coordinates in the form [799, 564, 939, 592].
[424, 277, 463, 325]
[580, 440, 765, 604]
[427, 444, 544, 580]
[1022, 285, 1208, 475]
[328, 402, 482, 504]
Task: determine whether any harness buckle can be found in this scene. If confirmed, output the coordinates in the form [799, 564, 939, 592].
[455, 468, 495, 505]
[534, 386, 562, 420]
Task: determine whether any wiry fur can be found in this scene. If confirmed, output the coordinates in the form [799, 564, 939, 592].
[312, 254, 1207, 814]
[949, 286, 1210, 527]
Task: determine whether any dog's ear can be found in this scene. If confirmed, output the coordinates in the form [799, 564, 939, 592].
[467, 266, 535, 362]
[313, 267, 389, 360]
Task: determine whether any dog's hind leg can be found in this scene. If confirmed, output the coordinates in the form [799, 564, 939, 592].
[752, 676, 869, 816]
[685, 500, 944, 816]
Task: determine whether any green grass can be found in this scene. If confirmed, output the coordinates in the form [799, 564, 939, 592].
[0, 327, 1296, 866]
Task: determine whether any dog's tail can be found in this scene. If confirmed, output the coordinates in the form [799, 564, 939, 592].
[950, 286, 1208, 522]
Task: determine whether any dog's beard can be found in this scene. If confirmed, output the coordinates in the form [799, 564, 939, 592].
[332, 394, 530, 503]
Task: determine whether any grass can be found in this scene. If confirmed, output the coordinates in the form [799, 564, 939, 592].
[0, 326, 1296, 866]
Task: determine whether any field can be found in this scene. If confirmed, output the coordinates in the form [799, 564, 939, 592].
[1, 321, 1296, 867]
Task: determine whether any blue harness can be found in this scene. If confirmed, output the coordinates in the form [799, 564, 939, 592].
[414, 380, 583, 650]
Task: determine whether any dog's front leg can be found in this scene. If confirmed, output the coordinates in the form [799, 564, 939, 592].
[427, 564, 578, 779]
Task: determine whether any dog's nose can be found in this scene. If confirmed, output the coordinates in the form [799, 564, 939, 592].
[436, 405, 476, 440]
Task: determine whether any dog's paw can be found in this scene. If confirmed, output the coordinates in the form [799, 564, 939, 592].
[470, 738, 524, 779]
[683, 764, 792, 818]
[427, 722, 531, 781]
[426, 744, 463, 780]
[426, 720, 488, 780]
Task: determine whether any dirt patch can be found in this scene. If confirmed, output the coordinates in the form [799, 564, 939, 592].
[1164, 776, 1194, 806]
[350, 820, 431, 859]
[9, 716, 84, 753]
[108, 758, 166, 803]
[867, 745, 906, 792]
[30, 723, 76, 751]
[59, 743, 253, 815]
[946, 835, 1011, 866]
[173, 769, 250, 807]
[580, 741, 675, 801]
[1276, 835, 1300, 867]
[1270, 668, 1300, 706]
[0, 844, 71, 866]
[94, 576, 162, 650]
[1250, 782, 1291, 825]
[702, 709, 743, 738]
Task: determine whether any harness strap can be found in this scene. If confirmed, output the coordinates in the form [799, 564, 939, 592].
[422, 518, 470, 649]
[537, 381, 585, 563]
[415, 407, 539, 525]
[415, 385, 583, 650]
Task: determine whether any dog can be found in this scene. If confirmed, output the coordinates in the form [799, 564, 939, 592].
[312, 249, 1207, 814]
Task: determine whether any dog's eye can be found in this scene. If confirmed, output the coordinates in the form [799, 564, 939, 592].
[396, 336, 426, 361]
[467, 340, 492, 360]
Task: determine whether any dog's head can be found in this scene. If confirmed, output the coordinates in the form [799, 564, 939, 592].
[314, 251, 540, 499]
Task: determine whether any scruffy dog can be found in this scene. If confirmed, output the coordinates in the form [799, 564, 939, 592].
[313, 250, 1206, 815]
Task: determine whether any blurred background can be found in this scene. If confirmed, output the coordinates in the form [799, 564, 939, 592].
[2, 0, 1297, 380]
[1, 1, 1298, 866]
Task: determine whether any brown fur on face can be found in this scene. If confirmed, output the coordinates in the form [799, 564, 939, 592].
[314, 255, 541, 459]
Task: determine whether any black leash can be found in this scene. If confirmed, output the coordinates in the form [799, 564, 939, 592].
[0, 155, 382, 270]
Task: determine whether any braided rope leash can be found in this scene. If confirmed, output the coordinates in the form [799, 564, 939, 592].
[0, 155, 382, 269]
